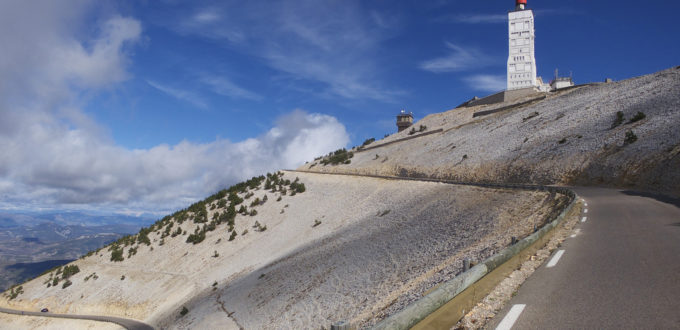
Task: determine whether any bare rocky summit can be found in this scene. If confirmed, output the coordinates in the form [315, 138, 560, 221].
[301, 67, 680, 198]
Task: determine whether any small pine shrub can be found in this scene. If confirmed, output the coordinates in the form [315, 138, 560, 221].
[180, 306, 188, 317]
[363, 137, 376, 146]
[7, 285, 24, 299]
[558, 138, 567, 144]
[312, 219, 322, 227]
[611, 111, 625, 128]
[629, 111, 646, 123]
[624, 130, 638, 145]
[110, 247, 124, 262]
[229, 231, 237, 241]
[62, 280, 72, 289]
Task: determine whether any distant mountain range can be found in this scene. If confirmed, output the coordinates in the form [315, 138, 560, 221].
[0, 211, 154, 290]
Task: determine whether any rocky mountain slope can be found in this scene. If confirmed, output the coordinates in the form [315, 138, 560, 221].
[301, 66, 680, 198]
[2, 67, 677, 329]
[1, 172, 566, 329]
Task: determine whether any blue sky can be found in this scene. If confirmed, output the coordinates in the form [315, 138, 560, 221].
[0, 0, 678, 215]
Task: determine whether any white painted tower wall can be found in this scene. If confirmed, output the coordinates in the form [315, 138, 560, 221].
[507, 9, 537, 90]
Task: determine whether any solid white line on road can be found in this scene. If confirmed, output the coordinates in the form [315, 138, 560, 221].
[546, 250, 565, 268]
[496, 304, 526, 330]
[581, 216, 587, 222]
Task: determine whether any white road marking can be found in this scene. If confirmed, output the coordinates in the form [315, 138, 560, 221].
[570, 234, 576, 238]
[496, 304, 526, 330]
[584, 208, 588, 213]
[581, 216, 587, 222]
[546, 250, 565, 268]
[584, 202, 588, 207]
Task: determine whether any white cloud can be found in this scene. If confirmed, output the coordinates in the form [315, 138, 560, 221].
[168, 1, 402, 102]
[200, 75, 262, 101]
[147, 80, 208, 108]
[463, 74, 506, 92]
[0, 2, 350, 214]
[419, 42, 494, 73]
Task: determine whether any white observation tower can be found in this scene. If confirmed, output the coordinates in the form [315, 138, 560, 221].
[507, 0, 537, 90]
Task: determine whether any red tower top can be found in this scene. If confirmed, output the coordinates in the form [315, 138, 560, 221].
[516, 0, 527, 4]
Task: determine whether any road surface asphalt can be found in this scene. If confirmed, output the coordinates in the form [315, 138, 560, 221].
[0, 306, 153, 330]
[488, 187, 680, 329]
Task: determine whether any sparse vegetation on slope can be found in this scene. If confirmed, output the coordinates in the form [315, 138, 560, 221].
[320, 148, 354, 165]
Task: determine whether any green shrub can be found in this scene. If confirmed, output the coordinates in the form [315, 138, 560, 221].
[624, 130, 638, 144]
[7, 285, 23, 299]
[629, 111, 646, 123]
[180, 306, 188, 317]
[127, 246, 138, 258]
[558, 138, 567, 144]
[62, 265, 80, 279]
[229, 231, 237, 241]
[186, 228, 206, 244]
[110, 246, 124, 262]
[312, 219, 322, 227]
[360, 138, 375, 148]
[62, 280, 72, 289]
[320, 148, 354, 166]
[611, 111, 625, 128]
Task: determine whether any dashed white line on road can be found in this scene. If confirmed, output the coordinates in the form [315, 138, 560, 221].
[581, 216, 587, 222]
[570, 234, 576, 238]
[546, 250, 565, 268]
[584, 208, 588, 213]
[496, 304, 526, 330]
[585, 202, 588, 207]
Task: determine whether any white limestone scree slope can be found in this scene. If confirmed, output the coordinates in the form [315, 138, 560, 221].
[507, 0, 537, 90]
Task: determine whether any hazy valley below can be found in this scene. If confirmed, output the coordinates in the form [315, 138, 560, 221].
[0, 212, 153, 291]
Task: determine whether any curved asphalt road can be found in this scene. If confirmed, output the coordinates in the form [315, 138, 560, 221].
[0, 306, 153, 330]
[488, 187, 680, 329]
